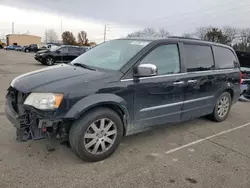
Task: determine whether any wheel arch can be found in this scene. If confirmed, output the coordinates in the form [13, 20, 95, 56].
[224, 88, 234, 100]
[64, 94, 129, 135]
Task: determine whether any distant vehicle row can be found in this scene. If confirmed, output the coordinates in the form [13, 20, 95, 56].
[4, 44, 57, 52]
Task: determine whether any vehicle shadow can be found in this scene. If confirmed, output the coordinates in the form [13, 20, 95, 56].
[52, 117, 212, 164]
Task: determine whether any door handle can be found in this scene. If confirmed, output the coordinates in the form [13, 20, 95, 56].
[188, 80, 197, 83]
[173, 81, 184, 85]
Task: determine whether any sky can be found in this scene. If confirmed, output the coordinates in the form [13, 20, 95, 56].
[1, 0, 250, 43]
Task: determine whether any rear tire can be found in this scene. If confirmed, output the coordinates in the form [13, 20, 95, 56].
[69, 108, 123, 162]
[211, 92, 232, 122]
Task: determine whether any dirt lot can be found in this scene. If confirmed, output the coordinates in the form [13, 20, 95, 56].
[0, 50, 250, 188]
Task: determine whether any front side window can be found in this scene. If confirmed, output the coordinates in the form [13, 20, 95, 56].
[70, 39, 151, 70]
[213, 46, 237, 69]
[140, 44, 180, 75]
[184, 44, 214, 72]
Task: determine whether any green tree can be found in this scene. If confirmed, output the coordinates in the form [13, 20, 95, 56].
[61, 31, 76, 45]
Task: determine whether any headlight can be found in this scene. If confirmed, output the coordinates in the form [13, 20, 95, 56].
[38, 53, 45, 56]
[24, 93, 63, 110]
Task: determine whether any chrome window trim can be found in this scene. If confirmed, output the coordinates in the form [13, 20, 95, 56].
[120, 68, 237, 82]
[121, 73, 187, 82]
[140, 95, 214, 112]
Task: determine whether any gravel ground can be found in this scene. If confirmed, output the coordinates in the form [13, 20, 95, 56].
[0, 50, 250, 188]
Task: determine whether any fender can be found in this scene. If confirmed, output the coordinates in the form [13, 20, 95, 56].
[64, 93, 129, 121]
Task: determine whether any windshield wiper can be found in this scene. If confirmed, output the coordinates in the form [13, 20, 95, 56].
[72, 63, 96, 71]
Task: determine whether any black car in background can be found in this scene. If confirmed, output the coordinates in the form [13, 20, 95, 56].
[34, 45, 87, 65]
[24, 44, 39, 53]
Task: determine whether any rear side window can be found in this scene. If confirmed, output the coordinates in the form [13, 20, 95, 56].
[184, 44, 214, 72]
[213, 46, 237, 69]
[69, 47, 79, 53]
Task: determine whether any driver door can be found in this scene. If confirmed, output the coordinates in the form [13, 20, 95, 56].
[133, 43, 185, 128]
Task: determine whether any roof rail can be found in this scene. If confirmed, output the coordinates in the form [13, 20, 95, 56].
[168, 36, 201, 41]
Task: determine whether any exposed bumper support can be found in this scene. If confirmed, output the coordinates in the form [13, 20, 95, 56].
[5, 99, 59, 142]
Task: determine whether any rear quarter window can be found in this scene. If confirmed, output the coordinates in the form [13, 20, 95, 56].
[183, 44, 214, 72]
[213, 46, 237, 69]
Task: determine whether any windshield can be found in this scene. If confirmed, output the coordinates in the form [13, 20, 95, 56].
[70, 39, 151, 70]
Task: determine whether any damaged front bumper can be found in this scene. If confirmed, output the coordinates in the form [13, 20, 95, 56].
[5, 98, 66, 142]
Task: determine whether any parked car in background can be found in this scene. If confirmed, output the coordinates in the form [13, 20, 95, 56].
[24, 44, 39, 53]
[15, 45, 23, 51]
[236, 51, 250, 99]
[5, 38, 241, 162]
[34, 45, 87, 65]
[5, 45, 16, 50]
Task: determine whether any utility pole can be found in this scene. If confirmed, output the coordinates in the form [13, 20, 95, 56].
[12, 22, 14, 34]
[45, 29, 48, 44]
[104, 24, 107, 42]
[60, 20, 63, 35]
[103, 24, 109, 42]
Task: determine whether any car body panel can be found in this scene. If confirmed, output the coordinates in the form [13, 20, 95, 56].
[6, 38, 241, 139]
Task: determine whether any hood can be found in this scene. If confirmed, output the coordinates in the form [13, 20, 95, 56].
[36, 49, 49, 54]
[11, 64, 118, 93]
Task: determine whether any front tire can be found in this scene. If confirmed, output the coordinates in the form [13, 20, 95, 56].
[25, 49, 29, 53]
[211, 92, 232, 122]
[45, 57, 55, 66]
[69, 108, 123, 162]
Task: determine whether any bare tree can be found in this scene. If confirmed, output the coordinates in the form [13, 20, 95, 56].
[156, 28, 170, 37]
[45, 29, 58, 43]
[240, 28, 250, 44]
[77, 31, 88, 45]
[195, 26, 212, 40]
[182, 33, 194, 38]
[222, 26, 238, 45]
[127, 28, 169, 38]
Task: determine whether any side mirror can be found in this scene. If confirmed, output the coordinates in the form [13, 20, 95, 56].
[136, 63, 157, 77]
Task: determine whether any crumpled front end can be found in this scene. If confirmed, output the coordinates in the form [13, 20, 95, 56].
[5, 87, 68, 142]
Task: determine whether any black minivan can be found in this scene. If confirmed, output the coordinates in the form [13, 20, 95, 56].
[5, 37, 241, 162]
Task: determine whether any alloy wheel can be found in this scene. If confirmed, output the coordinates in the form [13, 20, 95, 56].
[84, 118, 117, 155]
[46, 58, 54, 65]
[217, 96, 230, 118]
